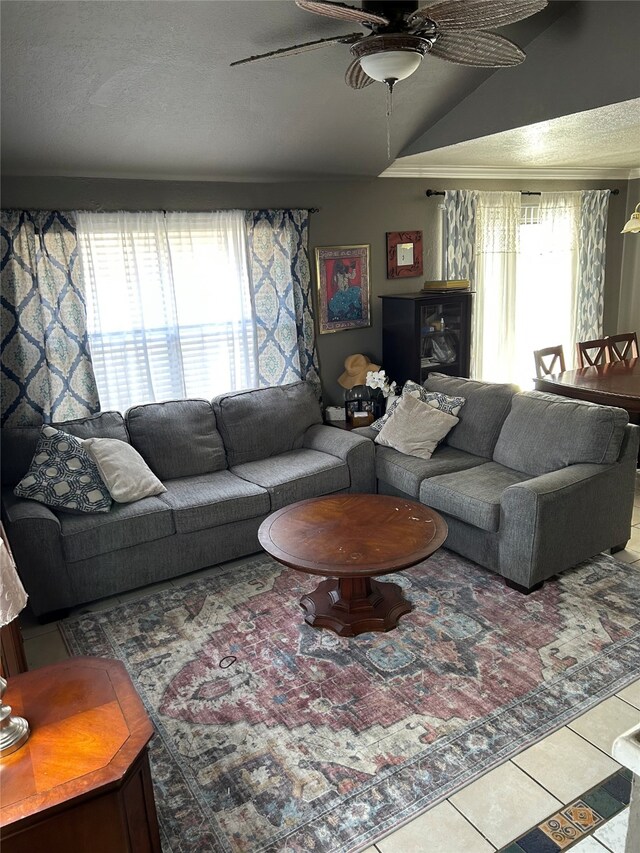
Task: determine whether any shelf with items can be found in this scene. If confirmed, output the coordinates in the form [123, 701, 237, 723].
[380, 291, 473, 386]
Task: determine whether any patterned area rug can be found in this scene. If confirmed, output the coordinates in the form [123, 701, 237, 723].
[61, 550, 640, 853]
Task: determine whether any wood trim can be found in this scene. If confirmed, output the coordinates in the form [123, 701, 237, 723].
[1, 619, 28, 678]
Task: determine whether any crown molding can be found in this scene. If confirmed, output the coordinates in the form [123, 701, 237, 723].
[629, 168, 640, 180]
[379, 164, 637, 181]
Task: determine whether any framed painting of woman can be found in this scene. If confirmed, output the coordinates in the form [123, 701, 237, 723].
[315, 245, 371, 334]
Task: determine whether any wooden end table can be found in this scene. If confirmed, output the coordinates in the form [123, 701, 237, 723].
[258, 494, 447, 637]
[0, 657, 161, 853]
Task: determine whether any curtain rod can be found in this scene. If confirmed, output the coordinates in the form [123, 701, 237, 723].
[425, 189, 619, 197]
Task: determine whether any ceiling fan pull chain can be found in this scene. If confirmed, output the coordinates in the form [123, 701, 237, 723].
[385, 81, 394, 160]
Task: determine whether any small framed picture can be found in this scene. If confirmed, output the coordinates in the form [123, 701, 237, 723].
[345, 399, 375, 427]
[315, 245, 371, 334]
[386, 231, 423, 279]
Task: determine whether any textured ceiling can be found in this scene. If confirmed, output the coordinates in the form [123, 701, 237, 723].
[382, 100, 640, 176]
[1, 0, 561, 181]
[3, 1, 634, 182]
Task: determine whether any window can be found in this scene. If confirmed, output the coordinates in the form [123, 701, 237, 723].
[471, 192, 580, 387]
[513, 201, 578, 388]
[77, 211, 257, 412]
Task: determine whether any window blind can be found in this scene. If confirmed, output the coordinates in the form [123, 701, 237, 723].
[76, 211, 257, 412]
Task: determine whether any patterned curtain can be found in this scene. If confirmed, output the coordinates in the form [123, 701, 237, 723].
[245, 210, 320, 394]
[575, 190, 611, 341]
[1, 210, 100, 426]
[444, 190, 479, 282]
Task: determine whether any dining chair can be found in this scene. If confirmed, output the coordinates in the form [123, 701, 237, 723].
[534, 345, 566, 379]
[607, 332, 639, 362]
[576, 338, 610, 367]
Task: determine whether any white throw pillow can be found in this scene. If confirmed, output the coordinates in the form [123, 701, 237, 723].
[82, 437, 166, 503]
[374, 393, 459, 460]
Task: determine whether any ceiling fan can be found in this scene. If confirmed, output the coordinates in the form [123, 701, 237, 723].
[231, 0, 549, 91]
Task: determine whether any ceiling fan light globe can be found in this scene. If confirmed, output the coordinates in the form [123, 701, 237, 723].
[359, 50, 423, 83]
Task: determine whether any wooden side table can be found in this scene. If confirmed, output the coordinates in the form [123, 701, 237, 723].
[326, 419, 354, 430]
[0, 657, 161, 853]
[0, 617, 28, 678]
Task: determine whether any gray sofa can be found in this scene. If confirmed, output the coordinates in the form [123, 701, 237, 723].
[1, 381, 374, 619]
[356, 373, 639, 592]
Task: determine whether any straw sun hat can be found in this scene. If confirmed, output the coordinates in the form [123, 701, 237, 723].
[338, 354, 381, 389]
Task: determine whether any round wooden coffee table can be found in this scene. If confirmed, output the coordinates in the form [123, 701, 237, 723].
[258, 494, 448, 637]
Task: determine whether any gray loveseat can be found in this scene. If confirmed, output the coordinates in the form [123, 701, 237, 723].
[356, 373, 639, 592]
[1, 381, 374, 619]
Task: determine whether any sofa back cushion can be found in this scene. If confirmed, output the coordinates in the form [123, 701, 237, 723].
[213, 382, 323, 466]
[493, 391, 629, 475]
[1, 411, 128, 488]
[423, 373, 518, 458]
[126, 399, 226, 480]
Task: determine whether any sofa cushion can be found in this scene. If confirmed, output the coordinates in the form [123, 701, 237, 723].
[375, 394, 459, 460]
[420, 461, 532, 532]
[231, 448, 349, 510]
[213, 382, 322, 466]
[159, 471, 270, 533]
[126, 399, 226, 480]
[82, 437, 167, 503]
[376, 445, 489, 498]
[59, 411, 130, 442]
[14, 426, 112, 514]
[493, 391, 629, 476]
[1, 411, 128, 488]
[423, 373, 518, 458]
[59, 495, 175, 562]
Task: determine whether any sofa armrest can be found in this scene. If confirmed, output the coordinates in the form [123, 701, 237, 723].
[2, 492, 61, 528]
[1, 492, 71, 617]
[499, 443, 636, 588]
[303, 424, 375, 493]
[352, 425, 377, 440]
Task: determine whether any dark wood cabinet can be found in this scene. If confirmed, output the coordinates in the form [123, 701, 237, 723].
[380, 291, 473, 386]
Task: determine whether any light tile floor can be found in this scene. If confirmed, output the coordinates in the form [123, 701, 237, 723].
[19, 477, 640, 853]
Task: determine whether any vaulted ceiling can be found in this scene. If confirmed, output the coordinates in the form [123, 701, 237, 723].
[1, 1, 638, 182]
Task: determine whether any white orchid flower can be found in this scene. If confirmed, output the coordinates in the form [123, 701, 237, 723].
[366, 369, 395, 397]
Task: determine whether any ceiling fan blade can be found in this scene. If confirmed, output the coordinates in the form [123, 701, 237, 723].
[429, 30, 525, 66]
[411, 0, 547, 31]
[345, 58, 374, 89]
[230, 33, 362, 66]
[295, 0, 389, 26]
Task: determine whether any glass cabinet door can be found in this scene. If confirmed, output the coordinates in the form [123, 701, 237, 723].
[380, 291, 472, 386]
[420, 300, 463, 380]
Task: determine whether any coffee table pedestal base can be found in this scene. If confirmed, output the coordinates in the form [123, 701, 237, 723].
[300, 576, 412, 637]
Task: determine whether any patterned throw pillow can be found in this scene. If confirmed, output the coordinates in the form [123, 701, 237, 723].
[370, 381, 465, 432]
[422, 390, 466, 417]
[14, 426, 112, 513]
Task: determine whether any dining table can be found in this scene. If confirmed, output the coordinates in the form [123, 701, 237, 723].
[534, 358, 640, 419]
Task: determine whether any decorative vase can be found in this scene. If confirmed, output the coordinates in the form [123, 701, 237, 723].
[370, 389, 386, 420]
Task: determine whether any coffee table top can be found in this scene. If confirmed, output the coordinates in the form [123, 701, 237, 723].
[258, 494, 447, 577]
